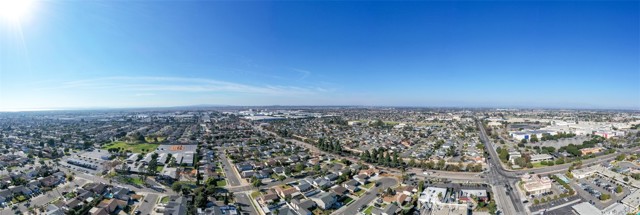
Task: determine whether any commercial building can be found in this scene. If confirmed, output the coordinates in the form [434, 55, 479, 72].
[572, 165, 640, 188]
[418, 187, 448, 209]
[521, 174, 551, 195]
[530, 154, 553, 162]
[572, 202, 628, 215]
[621, 189, 640, 214]
[572, 166, 598, 179]
[594, 130, 626, 139]
[580, 147, 603, 155]
[509, 130, 557, 141]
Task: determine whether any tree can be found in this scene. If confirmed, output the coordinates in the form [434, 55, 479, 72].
[487, 200, 497, 215]
[497, 147, 509, 162]
[436, 159, 446, 170]
[148, 153, 159, 176]
[530, 134, 539, 143]
[408, 158, 416, 167]
[616, 154, 626, 161]
[426, 160, 435, 169]
[171, 182, 186, 192]
[418, 180, 425, 193]
[624, 177, 630, 182]
[195, 191, 207, 207]
[446, 145, 457, 157]
[616, 185, 623, 193]
[599, 194, 611, 201]
[251, 176, 262, 187]
[361, 150, 370, 161]
[294, 163, 305, 173]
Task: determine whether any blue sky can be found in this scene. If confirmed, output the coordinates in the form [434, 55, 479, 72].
[0, 1, 638, 110]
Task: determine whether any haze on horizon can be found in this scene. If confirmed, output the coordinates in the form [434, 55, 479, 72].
[0, 1, 638, 111]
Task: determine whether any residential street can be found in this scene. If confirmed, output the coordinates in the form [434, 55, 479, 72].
[235, 192, 258, 215]
[220, 151, 244, 187]
[137, 193, 159, 215]
[334, 177, 398, 215]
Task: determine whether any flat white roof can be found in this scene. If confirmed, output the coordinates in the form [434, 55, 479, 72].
[419, 187, 447, 203]
[622, 189, 640, 209]
[572, 202, 600, 215]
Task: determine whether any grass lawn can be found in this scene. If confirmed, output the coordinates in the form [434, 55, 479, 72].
[13, 195, 27, 203]
[342, 197, 354, 205]
[532, 162, 545, 168]
[123, 177, 145, 186]
[280, 184, 292, 189]
[64, 192, 76, 199]
[355, 189, 366, 197]
[250, 191, 262, 199]
[216, 180, 227, 187]
[160, 196, 170, 204]
[363, 182, 374, 189]
[103, 141, 159, 153]
[156, 166, 164, 172]
[363, 206, 374, 215]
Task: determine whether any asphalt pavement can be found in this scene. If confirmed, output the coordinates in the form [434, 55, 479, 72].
[477, 120, 523, 215]
[334, 177, 398, 215]
[235, 192, 259, 215]
[220, 151, 243, 187]
[137, 193, 159, 215]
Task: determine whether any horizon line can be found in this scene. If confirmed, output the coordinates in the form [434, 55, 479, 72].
[1, 104, 639, 113]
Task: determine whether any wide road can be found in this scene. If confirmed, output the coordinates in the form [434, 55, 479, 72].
[333, 177, 398, 215]
[477, 120, 524, 215]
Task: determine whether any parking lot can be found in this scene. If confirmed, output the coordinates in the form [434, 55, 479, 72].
[63, 159, 96, 173]
[570, 175, 631, 209]
[63, 151, 112, 175]
[529, 195, 580, 212]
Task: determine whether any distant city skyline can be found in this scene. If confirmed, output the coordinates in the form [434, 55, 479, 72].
[0, 1, 638, 111]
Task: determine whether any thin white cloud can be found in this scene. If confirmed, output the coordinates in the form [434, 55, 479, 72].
[46, 76, 325, 96]
[134, 93, 156, 97]
[292, 69, 311, 81]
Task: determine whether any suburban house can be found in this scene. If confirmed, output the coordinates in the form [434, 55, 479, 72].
[343, 180, 360, 193]
[310, 192, 337, 210]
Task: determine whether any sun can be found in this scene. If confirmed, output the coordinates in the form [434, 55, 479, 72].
[0, 0, 35, 23]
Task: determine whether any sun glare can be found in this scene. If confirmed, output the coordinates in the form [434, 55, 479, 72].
[0, 0, 35, 23]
